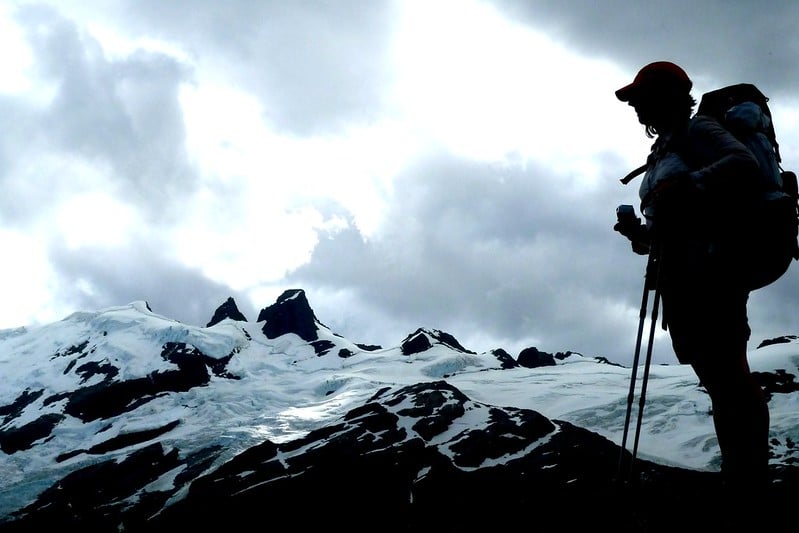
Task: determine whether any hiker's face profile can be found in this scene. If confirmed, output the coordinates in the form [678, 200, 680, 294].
[628, 93, 659, 126]
[625, 85, 688, 134]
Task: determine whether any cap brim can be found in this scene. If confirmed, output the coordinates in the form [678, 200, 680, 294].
[615, 83, 636, 102]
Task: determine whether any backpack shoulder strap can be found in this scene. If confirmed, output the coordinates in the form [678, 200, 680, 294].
[620, 130, 686, 185]
[620, 163, 648, 184]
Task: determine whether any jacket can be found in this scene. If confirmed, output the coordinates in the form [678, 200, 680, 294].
[639, 114, 760, 286]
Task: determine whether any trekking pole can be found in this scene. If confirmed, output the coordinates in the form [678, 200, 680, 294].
[629, 253, 662, 481]
[616, 244, 663, 483]
[616, 253, 652, 481]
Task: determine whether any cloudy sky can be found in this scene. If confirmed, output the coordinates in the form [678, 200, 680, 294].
[3, 0, 799, 366]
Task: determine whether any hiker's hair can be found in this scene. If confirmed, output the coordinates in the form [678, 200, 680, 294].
[645, 92, 698, 138]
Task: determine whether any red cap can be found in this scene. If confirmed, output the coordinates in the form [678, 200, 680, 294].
[615, 61, 692, 102]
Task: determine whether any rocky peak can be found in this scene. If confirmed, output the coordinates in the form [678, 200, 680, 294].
[257, 289, 321, 342]
[206, 297, 248, 327]
[400, 328, 474, 355]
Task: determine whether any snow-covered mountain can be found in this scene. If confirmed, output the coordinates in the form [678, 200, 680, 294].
[0, 289, 797, 531]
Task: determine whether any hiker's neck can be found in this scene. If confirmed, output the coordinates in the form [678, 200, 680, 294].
[653, 114, 690, 137]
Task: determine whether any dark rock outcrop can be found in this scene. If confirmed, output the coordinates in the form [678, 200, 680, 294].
[206, 297, 248, 327]
[356, 343, 382, 351]
[0, 389, 45, 423]
[517, 346, 557, 368]
[401, 329, 432, 355]
[400, 328, 474, 356]
[489, 348, 519, 369]
[758, 335, 799, 348]
[0, 413, 65, 454]
[0, 343, 236, 441]
[257, 289, 321, 342]
[51, 342, 228, 423]
[56, 419, 182, 462]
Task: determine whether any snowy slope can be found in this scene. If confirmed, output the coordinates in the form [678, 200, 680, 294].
[0, 291, 797, 529]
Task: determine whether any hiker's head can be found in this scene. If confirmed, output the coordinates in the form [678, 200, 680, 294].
[616, 61, 696, 137]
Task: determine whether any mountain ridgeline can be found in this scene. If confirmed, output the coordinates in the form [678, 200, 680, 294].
[0, 289, 797, 532]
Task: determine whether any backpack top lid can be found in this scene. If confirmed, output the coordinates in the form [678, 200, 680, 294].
[696, 83, 779, 162]
[697, 83, 771, 123]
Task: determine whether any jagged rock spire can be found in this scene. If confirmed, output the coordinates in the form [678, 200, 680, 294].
[257, 289, 321, 342]
[207, 297, 248, 327]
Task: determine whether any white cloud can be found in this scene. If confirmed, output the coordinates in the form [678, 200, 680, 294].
[390, 1, 650, 181]
[54, 191, 138, 249]
[0, 4, 34, 94]
[0, 229, 60, 327]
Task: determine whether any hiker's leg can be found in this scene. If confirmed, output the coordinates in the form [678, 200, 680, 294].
[690, 346, 770, 486]
[691, 346, 770, 532]
[665, 283, 769, 483]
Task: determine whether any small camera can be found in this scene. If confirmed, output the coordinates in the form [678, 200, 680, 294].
[616, 204, 638, 225]
[615, 204, 648, 255]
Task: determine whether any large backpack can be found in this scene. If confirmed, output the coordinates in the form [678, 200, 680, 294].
[621, 83, 799, 291]
[698, 84, 799, 290]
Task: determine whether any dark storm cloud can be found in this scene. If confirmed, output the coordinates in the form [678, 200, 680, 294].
[491, 0, 799, 100]
[118, 0, 397, 135]
[287, 151, 655, 361]
[11, 4, 195, 218]
[48, 239, 258, 328]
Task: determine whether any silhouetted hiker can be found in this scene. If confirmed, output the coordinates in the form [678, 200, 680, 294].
[613, 62, 771, 501]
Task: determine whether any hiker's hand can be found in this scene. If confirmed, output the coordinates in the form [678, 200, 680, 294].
[630, 240, 650, 255]
[614, 205, 642, 239]
[613, 219, 642, 240]
[614, 205, 650, 255]
[614, 221, 650, 255]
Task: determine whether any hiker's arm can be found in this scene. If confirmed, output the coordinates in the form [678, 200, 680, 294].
[614, 219, 650, 255]
[684, 116, 760, 191]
